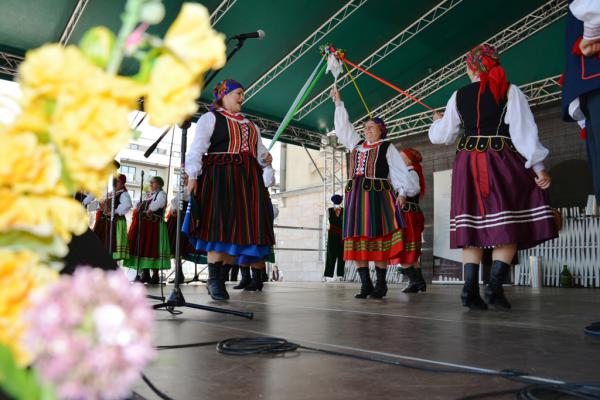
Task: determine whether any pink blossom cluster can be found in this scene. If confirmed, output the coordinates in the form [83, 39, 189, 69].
[26, 267, 156, 400]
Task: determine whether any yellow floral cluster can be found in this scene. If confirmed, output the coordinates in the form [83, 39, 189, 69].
[14, 44, 144, 197]
[0, 250, 57, 367]
[146, 3, 226, 126]
[0, 1, 226, 369]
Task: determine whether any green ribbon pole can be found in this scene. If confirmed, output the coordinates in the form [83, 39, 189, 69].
[268, 58, 326, 150]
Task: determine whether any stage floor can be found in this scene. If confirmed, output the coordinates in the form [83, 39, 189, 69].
[136, 283, 600, 399]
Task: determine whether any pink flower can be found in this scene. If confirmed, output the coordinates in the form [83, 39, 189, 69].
[26, 267, 155, 400]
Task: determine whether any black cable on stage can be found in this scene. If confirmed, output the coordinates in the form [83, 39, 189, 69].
[141, 373, 174, 400]
[146, 336, 600, 400]
[217, 337, 300, 355]
[156, 341, 219, 350]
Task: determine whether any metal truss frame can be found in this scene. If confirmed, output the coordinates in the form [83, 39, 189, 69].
[384, 74, 562, 141]
[243, 0, 368, 102]
[59, 0, 90, 45]
[0, 51, 23, 76]
[321, 134, 346, 263]
[210, 0, 237, 26]
[353, 0, 568, 128]
[294, 0, 464, 120]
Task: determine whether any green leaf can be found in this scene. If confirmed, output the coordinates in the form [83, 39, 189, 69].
[133, 47, 161, 84]
[79, 27, 116, 69]
[0, 344, 51, 400]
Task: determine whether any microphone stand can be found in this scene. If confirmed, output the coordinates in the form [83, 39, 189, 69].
[108, 180, 117, 262]
[135, 170, 145, 281]
[203, 37, 247, 89]
[152, 120, 253, 319]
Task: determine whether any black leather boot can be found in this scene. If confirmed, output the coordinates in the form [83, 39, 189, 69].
[402, 266, 427, 293]
[354, 267, 374, 298]
[461, 263, 488, 310]
[230, 265, 239, 281]
[219, 264, 232, 299]
[140, 269, 150, 284]
[370, 267, 388, 299]
[206, 262, 228, 301]
[485, 260, 512, 309]
[244, 268, 264, 292]
[234, 266, 251, 289]
[223, 264, 231, 282]
[149, 270, 160, 285]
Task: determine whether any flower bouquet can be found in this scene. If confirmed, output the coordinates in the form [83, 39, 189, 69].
[0, 0, 226, 398]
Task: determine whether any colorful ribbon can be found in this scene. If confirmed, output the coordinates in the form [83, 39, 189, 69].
[340, 56, 434, 112]
[343, 61, 372, 119]
[268, 57, 326, 150]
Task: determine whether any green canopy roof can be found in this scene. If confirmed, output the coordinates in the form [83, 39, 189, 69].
[0, 0, 566, 146]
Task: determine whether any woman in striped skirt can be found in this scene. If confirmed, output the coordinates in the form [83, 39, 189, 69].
[185, 79, 275, 301]
[331, 87, 420, 299]
[429, 44, 558, 310]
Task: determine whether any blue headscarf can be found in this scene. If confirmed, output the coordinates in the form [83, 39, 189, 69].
[211, 79, 244, 110]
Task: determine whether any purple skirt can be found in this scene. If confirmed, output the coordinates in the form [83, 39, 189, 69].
[450, 138, 557, 250]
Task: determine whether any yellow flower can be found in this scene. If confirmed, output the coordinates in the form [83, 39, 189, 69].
[145, 2, 226, 127]
[164, 3, 226, 76]
[19, 44, 143, 107]
[0, 249, 57, 366]
[145, 55, 202, 127]
[0, 191, 88, 245]
[15, 44, 144, 196]
[0, 130, 62, 194]
[50, 95, 132, 195]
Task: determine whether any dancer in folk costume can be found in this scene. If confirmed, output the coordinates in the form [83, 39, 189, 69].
[185, 79, 275, 301]
[429, 44, 558, 310]
[331, 87, 420, 299]
[389, 148, 427, 293]
[125, 176, 171, 284]
[92, 174, 132, 261]
[166, 173, 207, 284]
[323, 194, 345, 281]
[561, 0, 600, 337]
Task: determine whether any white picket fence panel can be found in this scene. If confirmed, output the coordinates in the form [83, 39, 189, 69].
[516, 208, 600, 288]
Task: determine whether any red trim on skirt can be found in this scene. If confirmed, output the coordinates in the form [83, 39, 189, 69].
[389, 210, 424, 265]
[343, 229, 404, 262]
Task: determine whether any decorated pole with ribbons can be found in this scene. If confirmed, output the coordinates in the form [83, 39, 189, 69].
[267, 44, 434, 150]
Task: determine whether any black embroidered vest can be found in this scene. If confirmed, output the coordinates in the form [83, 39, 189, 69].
[456, 82, 509, 137]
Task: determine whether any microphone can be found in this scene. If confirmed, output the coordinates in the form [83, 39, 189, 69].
[232, 30, 265, 41]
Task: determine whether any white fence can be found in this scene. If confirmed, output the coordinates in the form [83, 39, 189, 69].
[516, 208, 600, 288]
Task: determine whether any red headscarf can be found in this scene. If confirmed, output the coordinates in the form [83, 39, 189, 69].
[466, 44, 508, 104]
[401, 148, 426, 199]
[114, 174, 128, 191]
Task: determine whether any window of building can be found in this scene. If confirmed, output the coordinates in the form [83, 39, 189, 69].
[120, 165, 136, 182]
[157, 148, 167, 155]
[149, 169, 158, 177]
[129, 189, 136, 200]
[173, 151, 180, 158]
[129, 143, 140, 150]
